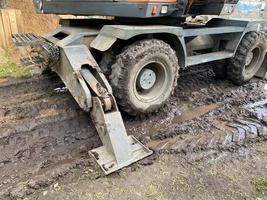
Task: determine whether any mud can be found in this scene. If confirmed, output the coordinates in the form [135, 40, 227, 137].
[0, 66, 266, 199]
[0, 74, 101, 198]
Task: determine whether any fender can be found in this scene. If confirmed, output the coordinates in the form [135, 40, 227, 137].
[90, 25, 187, 67]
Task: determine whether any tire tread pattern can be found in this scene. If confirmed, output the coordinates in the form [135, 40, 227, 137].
[110, 39, 179, 114]
[227, 31, 266, 85]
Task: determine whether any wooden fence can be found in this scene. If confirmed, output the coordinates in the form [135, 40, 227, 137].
[0, 9, 24, 48]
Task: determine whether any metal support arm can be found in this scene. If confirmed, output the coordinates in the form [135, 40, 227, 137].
[79, 68, 152, 174]
[61, 48, 153, 174]
[88, 96, 152, 174]
[12, 32, 152, 175]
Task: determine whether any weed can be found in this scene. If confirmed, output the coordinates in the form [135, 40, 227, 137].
[0, 48, 31, 78]
[208, 169, 218, 176]
[146, 183, 159, 197]
[255, 177, 267, 193]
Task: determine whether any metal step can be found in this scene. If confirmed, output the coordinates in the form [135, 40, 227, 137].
[12, 33, 43, 47]
[187, 51, 234, 66]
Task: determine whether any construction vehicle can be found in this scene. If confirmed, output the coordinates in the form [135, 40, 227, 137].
[12, 0, 267, 174]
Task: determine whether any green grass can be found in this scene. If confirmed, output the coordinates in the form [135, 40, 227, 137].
[0, 61, 31, 78]
[0, 48, 31, 78]
[255, 177, 267, 193]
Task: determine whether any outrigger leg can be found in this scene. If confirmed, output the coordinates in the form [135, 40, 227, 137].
[12, 31, 152, 175]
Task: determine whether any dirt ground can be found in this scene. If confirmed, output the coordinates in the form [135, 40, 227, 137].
[8, 0, 59, 35]
[29, 143, 267, 200]
[0, 63, 266, 199]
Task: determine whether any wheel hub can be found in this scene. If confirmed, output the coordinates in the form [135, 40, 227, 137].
[138, 68, 156, 90]
[245, 51, 254, 66]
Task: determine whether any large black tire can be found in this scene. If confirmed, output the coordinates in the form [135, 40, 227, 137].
[110, 39, 179, 115]
[227, 31, 267, 85]
[99, 50, 116, 77]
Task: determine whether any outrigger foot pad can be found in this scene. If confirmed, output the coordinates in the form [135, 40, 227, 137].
[89, 136, 152, 175]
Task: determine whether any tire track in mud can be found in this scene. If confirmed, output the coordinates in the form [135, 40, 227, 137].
[148, 104, 267, 154]
[0, 74, 100, 198]
[0, 68, 266, 199]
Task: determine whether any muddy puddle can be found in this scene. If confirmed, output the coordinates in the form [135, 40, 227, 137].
[172, 103, 221, 124]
